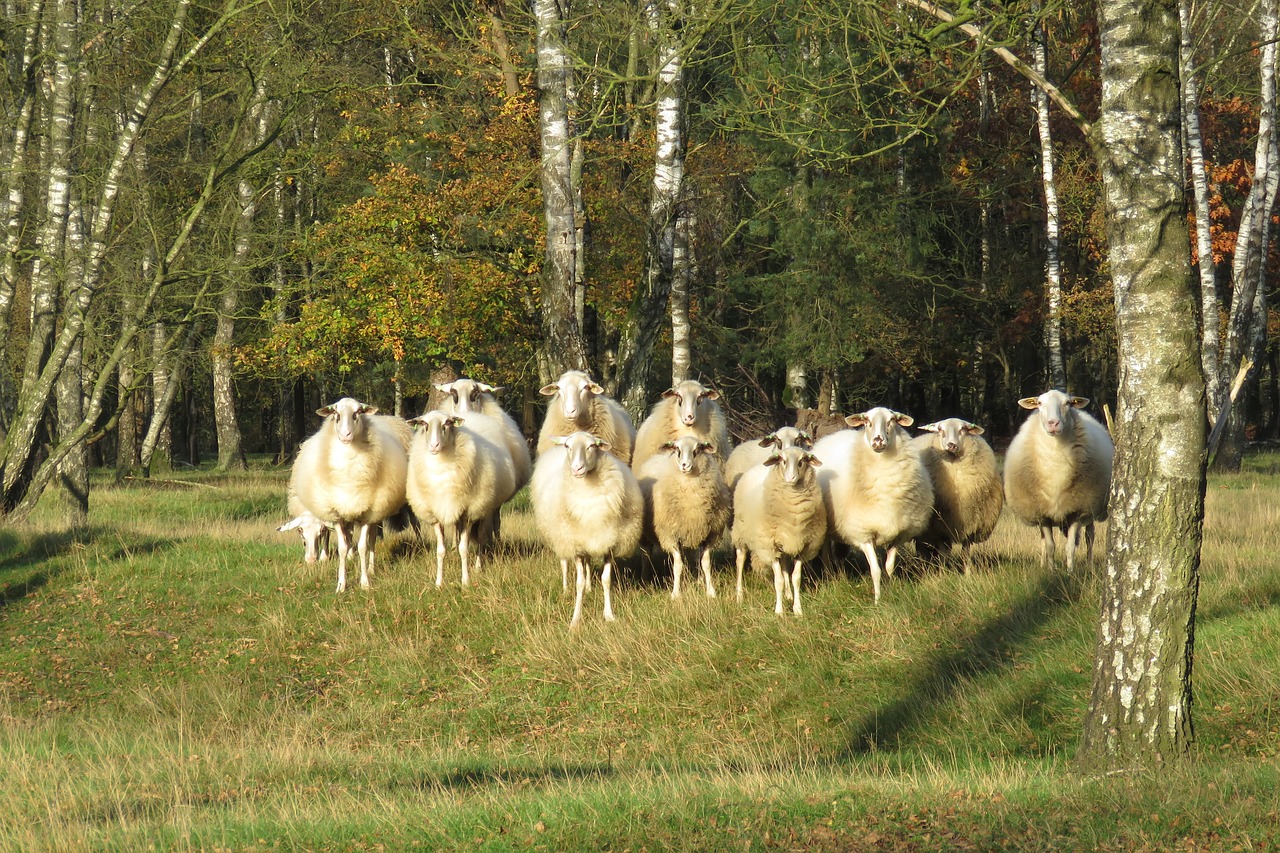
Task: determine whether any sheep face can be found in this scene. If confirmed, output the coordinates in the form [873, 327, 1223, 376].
[540, 370, 603, 423]
[554, 431, 611, 478]
[760, 426, 813, 450]
[278, 514, 330, 563]
[437, 378, 499, 414]
[765, 445, 822, 485]
[409, 410, 462, 454]
[659, 435, 715, 474]
[919, 418, 984, 457]
[662, 380, 720, 427]
[1018, 390, 1088, 437]
[845, 407, 914, 453]
[317, 397, 378, 445]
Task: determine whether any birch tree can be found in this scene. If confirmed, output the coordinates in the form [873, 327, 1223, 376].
[1032, 4, 1067, 390]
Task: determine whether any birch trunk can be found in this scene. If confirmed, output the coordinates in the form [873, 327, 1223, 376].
[1079, 0, 1206, 770]
[534, 0, 589, 381]
[1033, 7, 1067, 390]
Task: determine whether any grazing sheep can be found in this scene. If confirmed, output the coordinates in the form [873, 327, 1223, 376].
[724, 426, 814, 493]
[406, 410, 518, 587]
[436, 378, 532, 491]
[813, 407, 934, 603]
[731, 446, 827, 616]
[631, 379, 732, 470]
[537, 370, 636, 463]
[530, 431, 645, 628]
[278, 492, 333, 564]
[291, 398, 410, 593]
[636, 436, 732, 599]
[910, 418, 1005, 575]
[1003, 390, 1114, 570]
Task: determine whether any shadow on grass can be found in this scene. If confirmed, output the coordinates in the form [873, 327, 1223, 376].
[394, 760, 616, 794]
[0, 528, 89, 611]
[842, 566, 1087, 756]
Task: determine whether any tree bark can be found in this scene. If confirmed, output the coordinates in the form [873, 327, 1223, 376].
[1033, 6, 1066, 391]
[1078, 0, 1206, 771]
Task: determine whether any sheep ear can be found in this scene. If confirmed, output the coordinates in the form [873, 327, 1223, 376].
[797, 430, 814, 447]
[434, 382, 453, 393]
[588, 382, 605, 394]
[481, 383, 502, 394]
[919, 422, 941, 433]
[594, 439, 612, 452]
[894, 412, 914, 427]
[964, 423, 985, 435]
[845, 414, 869, 428]
[359, 405, 379, 416]
[758, 434, 778, 447]
[701, 388, 721, 401]
[317, 406, 335, 418]
[764, 452, 782, 467]
[661, 388, 679, 399]
[659, 441, 677, 452]
[447, 416, 463, 427]
[805, 453, 823, 467]
[1018, 397, 1041, 410]
[1069, 396, 1090, 409]
[698, 441, 715, 454]
[278, 517, 303, 532]
[551, 435, 569, 446]
[407, 415, 428, 426]
[539, 383, 560, 397]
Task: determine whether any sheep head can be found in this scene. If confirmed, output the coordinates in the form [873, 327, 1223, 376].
[541, 370, 604, 423]
[662, 380, 720, 427]
[919, 418, 984, 456]
[409, 410, 462, 454]
[659, 435, 715, 474]
[553, 431, 611, 478]
[317, 397, 377, 445]
[436, 378, 499, 414]
[765, 445, 822, 484]
[845, 407, 913, 453]
[1018, 390, 1088, 437]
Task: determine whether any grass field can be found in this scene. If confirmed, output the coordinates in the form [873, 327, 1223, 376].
[1, 455, 1279, 850]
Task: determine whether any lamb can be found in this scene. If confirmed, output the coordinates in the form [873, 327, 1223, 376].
[436, 378, 532, 492]
[1003, 389, 1114, 570]
[631, 379, 732, 470]
[730, 446, 827, 616]
[405, 410, 518, 587]
[724, 426, 814, 492]
[910, 418, 1005, 575]
[278, 491, 332, 563]
[813, 407, 935, 603]
[530, 431, 645, 628]
[636, 435, 732, 599]
[291, 398, 410, 593]
[536, 370, 636, 463]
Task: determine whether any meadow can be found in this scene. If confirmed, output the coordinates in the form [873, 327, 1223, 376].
[1, 455, 1279, 851]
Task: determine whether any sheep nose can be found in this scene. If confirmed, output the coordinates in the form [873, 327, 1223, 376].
[871, 437, 886, 451]
[1045, 420, 1062, 434]
[681, 413, 696, 426]
[946, 442, 959, 453]
[571, 465, 587, 477]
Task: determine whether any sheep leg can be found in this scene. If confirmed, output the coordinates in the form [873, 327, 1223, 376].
[434, 522, 448, 587]
[357, 523, 373, 590]
[1040, 524, 1056, 568]
[602, 557, 616, 622]
[885, 545, 899, 578]
[671, 549, 684, 599]
[334, 523, 352, 593]
[735, 547, 746, 603]
[561, 559, 569, 592]
[1085, 521, 1097, 567]
[458, 521, 472, 587]
[318, 527, 330, 562]
[784, 570, 793, 603]
[1065, 520, 1081, 571]
[772, 559, 786, 614]
[570, 557, 587, 629]
[961, 543, 973, 576]
[861, 542, 883, 603]
[701, 546, 716, 598]
[790, 558, 804, 616]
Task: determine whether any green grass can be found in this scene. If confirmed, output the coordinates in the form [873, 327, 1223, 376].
[2, 457, 1280, 850]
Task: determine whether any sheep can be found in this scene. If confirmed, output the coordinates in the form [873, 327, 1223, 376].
[405, 410, 518, 588]
[530, 431, 645, 628]
[537, 370, 636, 463]
[910, 418, 1005, 575]
[813, 407, 934, 603]
[436, 378, 532, 492]
[278, 491, 333, 563]
[724, 426, 814, 493]
[730, 446, 827, 616]
[631, 380, 732, 471]
[1003, 390, 1114, 570]
[636, 435, 731, 599]
[291, 398, 410, 593]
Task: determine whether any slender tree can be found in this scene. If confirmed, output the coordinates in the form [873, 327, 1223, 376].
[1032, 3, 1067, 390]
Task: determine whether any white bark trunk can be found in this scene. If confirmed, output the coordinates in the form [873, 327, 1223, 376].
[1034, 9, 1066, 390]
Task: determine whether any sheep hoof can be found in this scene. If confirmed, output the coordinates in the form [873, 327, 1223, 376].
[335, 581, 346, 594]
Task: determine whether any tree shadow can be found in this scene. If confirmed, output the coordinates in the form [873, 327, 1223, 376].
[0, 528, 87, 611]
[390, 760, 616, 794]
[841, 567, 1087, 757]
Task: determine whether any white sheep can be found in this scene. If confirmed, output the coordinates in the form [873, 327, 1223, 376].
[291, 398, 409, 593]
[536, 370, 636, 463]
[636, 435, 731, 599]
[813, 407, 934, 603]
[406, 410, 518, 588]
[530, 431, 645, 628]
[724, 426, 814, 492]
[910, 418, 1005, 575]
[730, 446, 827, 616]
[278, 491, 333, 563]
[631, 379, 732, 470]
[1003, 390, 1114, 570]
[436, 378, 532, 492]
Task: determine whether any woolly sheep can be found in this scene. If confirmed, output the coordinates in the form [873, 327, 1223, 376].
[436, 378, 532, 492]
[631, 379, 732, 470]
[278, 491, 333, 564]
[813, 407, 934, 603]
[291, 398, 410, 593]
[910, 418, 1005, 575]
[731, 446, 827, 616]
[530, 431, 645, 629]
[537, 370, 636, 463]
[406, 410, 518, 588]
[636, 435, 732, 599]
[724, 426, 814, 493]
[1003, 390, 1114, 570]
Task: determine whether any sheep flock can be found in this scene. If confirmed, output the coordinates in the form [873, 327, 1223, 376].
[280, 378, 1113, 628]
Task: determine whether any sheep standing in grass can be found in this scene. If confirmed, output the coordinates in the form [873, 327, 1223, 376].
[406, 410, 518, 587]
[536, 370, 636, 463]
[636, 436, 731, 599]
[911, 418, 1004, 575]
[724, 427, 814, 493]
[530, 431, 644, 628]
[291, 398, 409, 593]
[436, 378, 532, 491]
[1004, 390, 1113, 570]
[631, 380, 732, 470]
[731, 446, 827, 615]
[813, 407, 934, 603]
